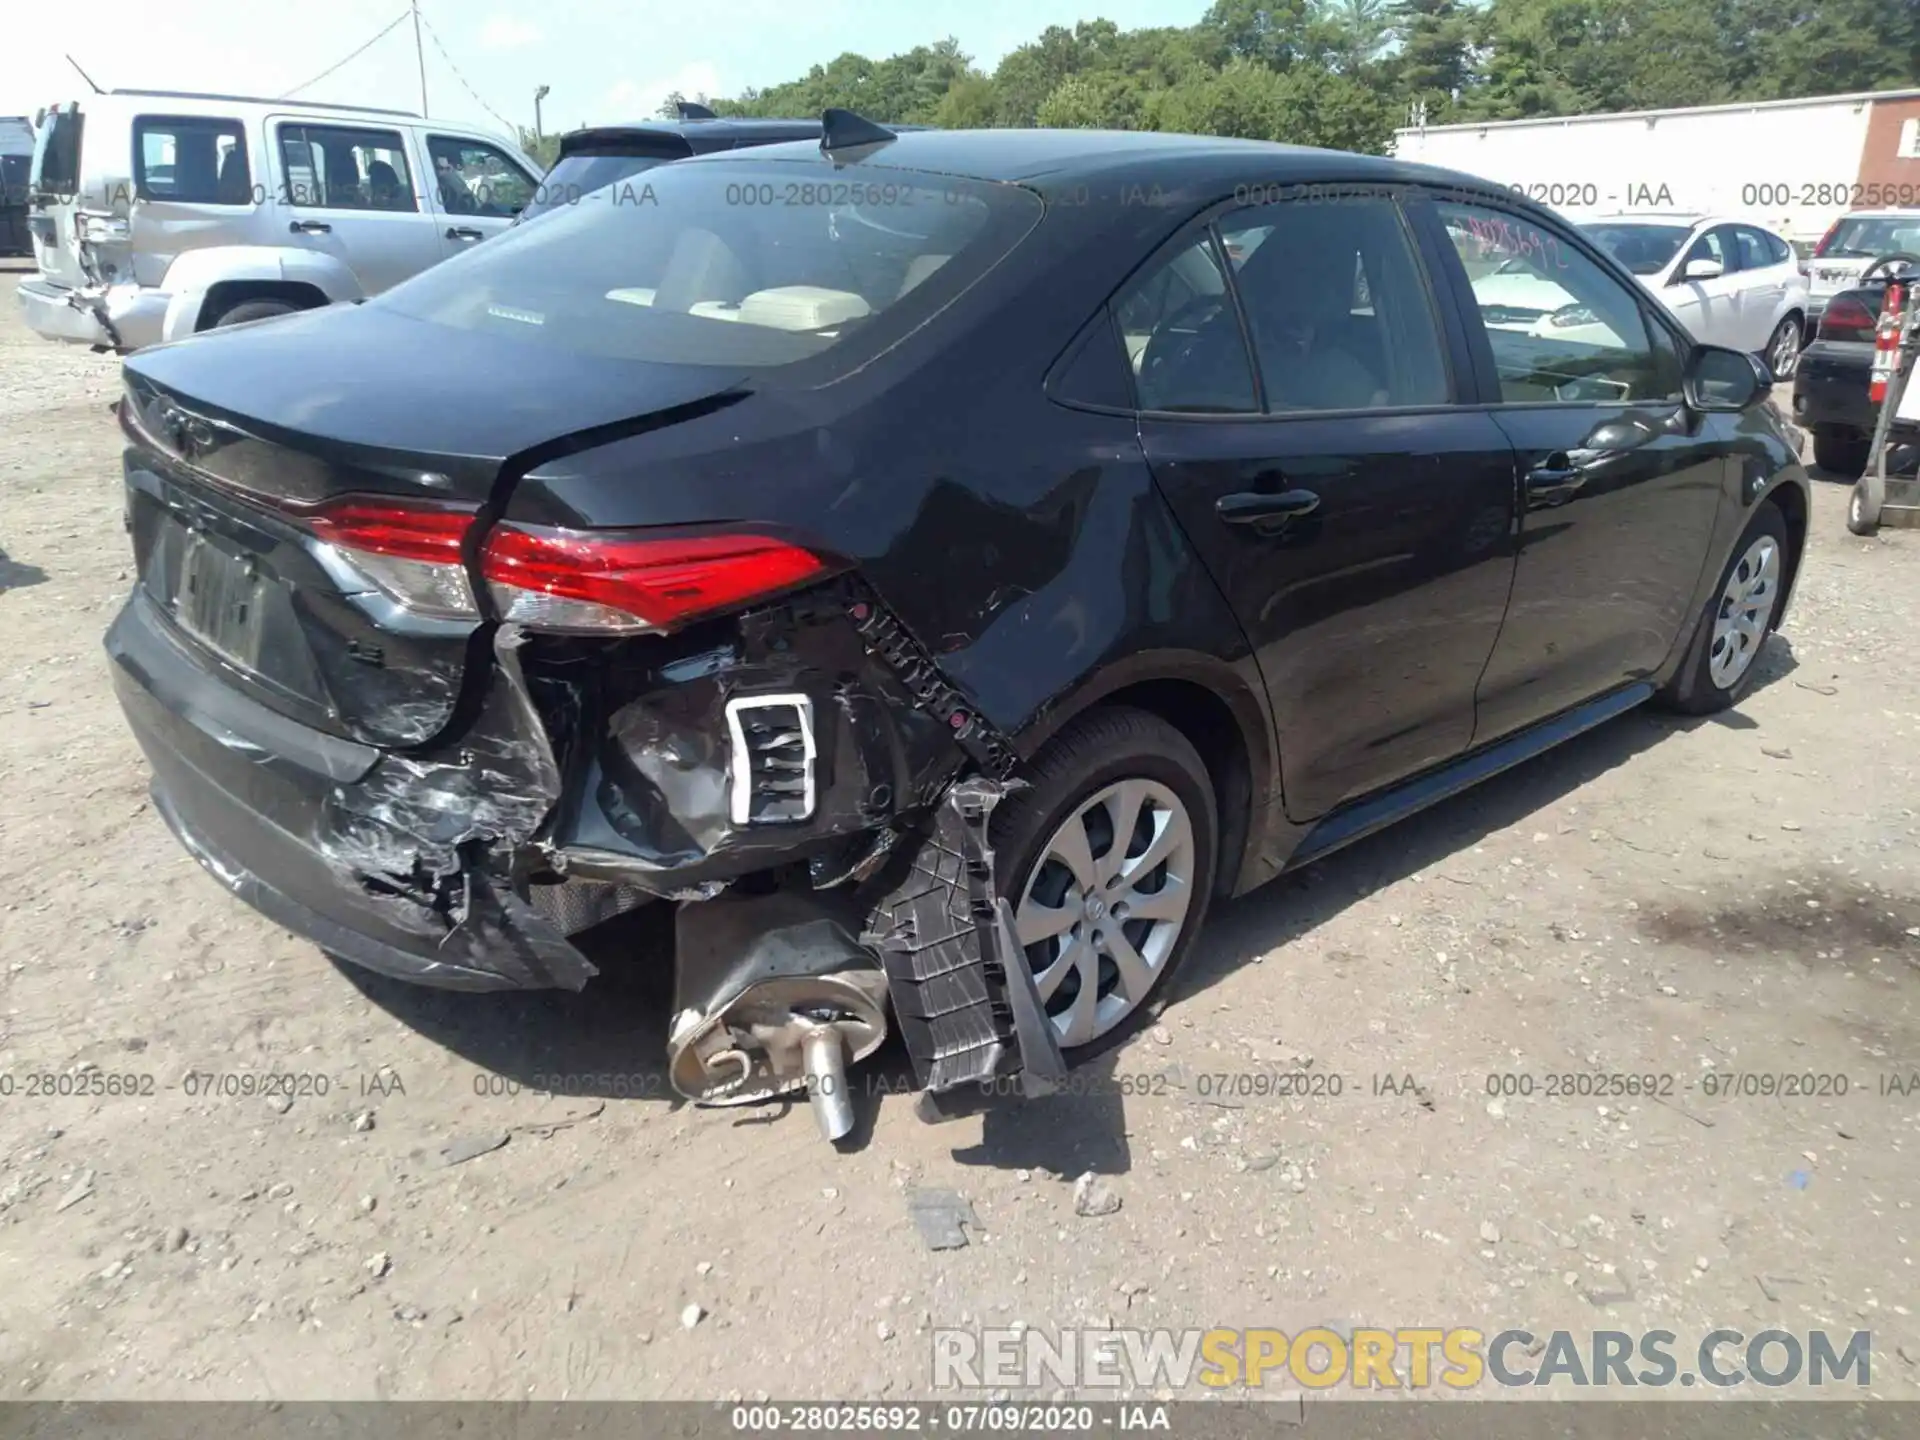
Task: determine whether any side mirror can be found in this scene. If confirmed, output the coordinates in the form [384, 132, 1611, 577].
[1679, 257, 1724, 282]
[1685, 344, 1769, 412]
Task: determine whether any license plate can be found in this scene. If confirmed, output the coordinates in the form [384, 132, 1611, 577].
[173, 532, 265, 668]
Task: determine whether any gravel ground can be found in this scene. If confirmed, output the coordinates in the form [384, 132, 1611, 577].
[2, 256, 1918, 1401]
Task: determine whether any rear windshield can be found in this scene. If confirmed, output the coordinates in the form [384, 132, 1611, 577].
[520, 152, 671, 220]
[31, 108, 83, 202]
[1578, 223, 1693, 275]
[1822, 216, 1920, 259]
[378, 157, 1044, 369]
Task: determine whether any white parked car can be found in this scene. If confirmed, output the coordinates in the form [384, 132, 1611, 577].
[17, 88, 542, 351]
[1472, 213, 1810, 378]
[1803, 210, 1920, 321]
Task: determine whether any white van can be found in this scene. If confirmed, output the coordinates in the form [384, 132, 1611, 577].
[17, 89, 543, 351]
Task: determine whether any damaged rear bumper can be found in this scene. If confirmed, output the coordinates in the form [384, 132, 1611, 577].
[107, 589, 594, 991]
[107, 575, 1065, 1110]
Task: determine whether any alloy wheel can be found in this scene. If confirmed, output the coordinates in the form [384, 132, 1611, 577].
[1768, 320, 1801, 379]
[1707, 534, 1780, 690]
[1012, 778, 1198, 1048]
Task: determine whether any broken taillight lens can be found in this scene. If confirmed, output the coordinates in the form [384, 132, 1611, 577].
[480, 525, 832, 634]
[305, 495, 480, 620]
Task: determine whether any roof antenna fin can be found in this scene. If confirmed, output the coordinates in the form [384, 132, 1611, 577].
[675, 100, 717, 120]
[820, 108, 897, 155]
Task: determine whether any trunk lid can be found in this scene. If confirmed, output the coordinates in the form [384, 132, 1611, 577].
[121, 301, 747, 748]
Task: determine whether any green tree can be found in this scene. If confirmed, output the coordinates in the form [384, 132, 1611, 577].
[1036, 73, 1150, 130]
[516, 125, 560, 169]
[1196, 0, 1318, 70]
[1391, 0, 1478, 118]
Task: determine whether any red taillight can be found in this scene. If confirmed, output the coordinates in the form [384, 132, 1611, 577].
[305, 494, 479, 620]
[1819, 294, 1878, 342]
[306, 496, 474, 563]
[480, 526, 832, 634]
[1812, 220, 1844, 258]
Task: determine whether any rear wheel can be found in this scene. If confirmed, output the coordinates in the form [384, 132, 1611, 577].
[1812, 428, 1871, 478]
[1655, 503, 1789, 715]
[209, 298, 299, 328]
[1764, 316, 1801, 380]
[993, 707, 1217, 1058]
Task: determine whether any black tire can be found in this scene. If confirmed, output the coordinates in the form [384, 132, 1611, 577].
[1848, 478, 1882, 537]
[1655, 502, 1790, 715]
[209, 298, 300, 328]
[1812, 429, 1871, 478]
[989, 706, 1218, 1060]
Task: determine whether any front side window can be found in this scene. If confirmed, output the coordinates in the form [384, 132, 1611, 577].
[1438, 199, 1672, 405]
[1681, 227, 1735, 274]
[1114, 233, 1256, 413]
[1221, 192, 1448, 412]
[279, 124, 416, 212]
[1735, 226, 1775, 272]
[427, 135, 534, 217]
[134, 115, 250, 205]
[375, 158, 1042, 369]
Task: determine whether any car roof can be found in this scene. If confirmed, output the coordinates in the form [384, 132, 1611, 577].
[561, 117, 823, 149]
[681, 125, 1515, 197]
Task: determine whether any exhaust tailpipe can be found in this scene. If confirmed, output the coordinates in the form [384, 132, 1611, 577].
[666, 893, 888, 1137]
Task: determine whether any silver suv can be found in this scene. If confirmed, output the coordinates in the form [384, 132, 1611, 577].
[17, 89, 542, 351]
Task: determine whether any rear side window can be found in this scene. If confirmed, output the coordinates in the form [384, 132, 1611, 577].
[1222, 192, 1449, 412]
[30, 108, 84, 200]
[1437, 199, 1675, 404]
[279, 124, 416, 212]
[135, 116, 251, 205]
[1114, 233, 1257, 413]
[375, 158, 1043, 369]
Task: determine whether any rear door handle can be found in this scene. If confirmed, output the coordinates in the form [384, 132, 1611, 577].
[1216, 489, 1321, 526]
[1525, 454, 1587, 504]
[445, 226, 484, 241]
[289, 220, 331, 234]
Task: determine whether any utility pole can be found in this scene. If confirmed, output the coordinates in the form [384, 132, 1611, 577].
[534, 84, 550, 140]
[411, 0, 429, 117]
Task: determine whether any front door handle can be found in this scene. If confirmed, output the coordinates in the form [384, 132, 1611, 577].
[1217, 489, 1322, 527]
[1525, 455, 1587, 505]
[289, 220, 331, 234]
[445, 226, 485, 241]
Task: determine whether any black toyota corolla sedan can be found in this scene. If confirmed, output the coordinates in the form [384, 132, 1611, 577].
[106, 115, 1810, 1132]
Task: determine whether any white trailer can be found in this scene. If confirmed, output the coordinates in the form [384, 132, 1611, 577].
[1392, 87, 1920, 246]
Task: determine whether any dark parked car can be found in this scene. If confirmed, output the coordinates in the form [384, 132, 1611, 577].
[1791, 251, 1920, 476]
[516, 102, 826, 224]
[0, 116, 33, 257]
[106, 120, 1810, 1137]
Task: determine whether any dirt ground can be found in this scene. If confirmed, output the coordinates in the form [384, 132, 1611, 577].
[2, 255, 1918, 1402]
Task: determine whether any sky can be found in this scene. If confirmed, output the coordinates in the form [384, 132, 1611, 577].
[0, 0, 1209, 143]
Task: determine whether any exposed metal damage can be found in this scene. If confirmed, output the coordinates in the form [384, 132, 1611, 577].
[288, 572, 1060, 1133]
